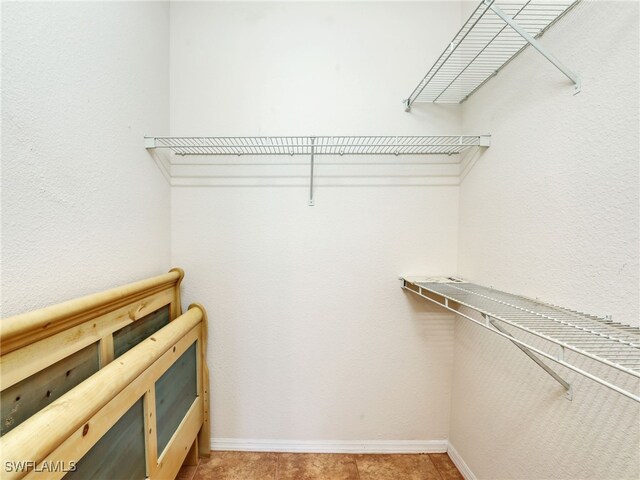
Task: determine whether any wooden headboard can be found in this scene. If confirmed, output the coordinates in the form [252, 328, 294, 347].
[0, 268, 210, 479]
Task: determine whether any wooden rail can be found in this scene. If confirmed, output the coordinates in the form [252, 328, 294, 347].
[0, 270, 210, 479]
[1, 269, 184, 354]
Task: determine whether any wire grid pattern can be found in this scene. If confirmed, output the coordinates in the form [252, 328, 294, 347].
[414, 281, 640, 376]
[150, 136, 483, 156]
[407, 0, 579, 104]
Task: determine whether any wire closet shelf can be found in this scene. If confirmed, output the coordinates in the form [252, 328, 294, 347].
[405, 0, 580, 106]
[145, 135, 490, 205]
[145, 135, 490, 157]
[402, 278, 640, 403]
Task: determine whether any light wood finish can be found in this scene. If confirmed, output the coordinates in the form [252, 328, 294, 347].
[26, 326, 201, 480]
[1, 271, 182, 353]
[0, 308, 201, 479]
[154, 399, 203, 480]
[169, 268, 186, 319]
[156, 344, 198, 455]
[1, 344, 99, 437]
[144, 387, 160, 478]
[185, 438, 199, 467]
[63, 399, 147, 480]
[113, 306, 170, 358]
[1, 270, 210, 479]
[200, 361, 212, 455]
[1, 286, 173, 390]
[191, 303, 211, 458]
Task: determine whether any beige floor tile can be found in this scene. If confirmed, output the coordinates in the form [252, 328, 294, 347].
[277, 453, 358, 480]
[429, 453, 463, 480]
[355, 453, 442, 480]
[194, 451, 277, 480]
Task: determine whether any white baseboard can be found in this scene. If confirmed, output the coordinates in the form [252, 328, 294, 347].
[210, 438, 448, 454]
[447, 442, 477, 480]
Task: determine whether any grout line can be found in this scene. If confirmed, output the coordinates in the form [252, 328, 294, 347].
[193, 450, 462, 480]
[446, 451, 465, 479]
[427, 454, 445, 480]
[354, 454, 361, 480]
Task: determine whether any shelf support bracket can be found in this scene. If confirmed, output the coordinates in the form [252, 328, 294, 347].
[309, 137, 316, 206]
[486, 315, 573, 400]
[144, 136, 157, 149]
[485, 0, 581, 94]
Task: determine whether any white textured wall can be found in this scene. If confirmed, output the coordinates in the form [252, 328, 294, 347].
[173, 188, 457, 444]
[5, 1, 636, 472]
[459, 1, 639, 327]
[1, 2, 171, 316]
[453, 1, 640, 478]
[170, 1, 461, 445]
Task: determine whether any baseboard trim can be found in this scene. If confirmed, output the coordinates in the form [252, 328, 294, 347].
[447, 442, 476, 480]
[210, 438, 448, 454]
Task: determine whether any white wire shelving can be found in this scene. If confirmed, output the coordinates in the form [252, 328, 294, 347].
[401, 277, 640, 403]
[145, 135, 490, 156]
[405, 0, 581, 107]
[145, 135, 490, 204]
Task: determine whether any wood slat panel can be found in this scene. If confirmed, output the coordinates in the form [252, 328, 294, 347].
[155, 343, 198, 456]
[1, 271, 183, 353]
[153, 399, 203, 480]
[192, 303, 211, 457]
[0, 309, 204, 480]
[149, 397, 202, 480]
[1, 289, 174, 390]
[1, 344, 99, 436]
[113, 306, 170, 358]
[64, 399, 146, 480]
[27, 327, 201, 480]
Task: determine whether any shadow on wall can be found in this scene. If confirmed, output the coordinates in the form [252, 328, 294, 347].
[146, 149, 172, 184]
[404, 291, 456, 349]
[459, 145, 488, 182]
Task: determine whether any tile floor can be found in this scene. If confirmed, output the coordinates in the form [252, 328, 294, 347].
[177, 451, 464, 480]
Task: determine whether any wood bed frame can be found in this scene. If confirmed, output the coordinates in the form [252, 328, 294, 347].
[0, 268, 210, 479]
